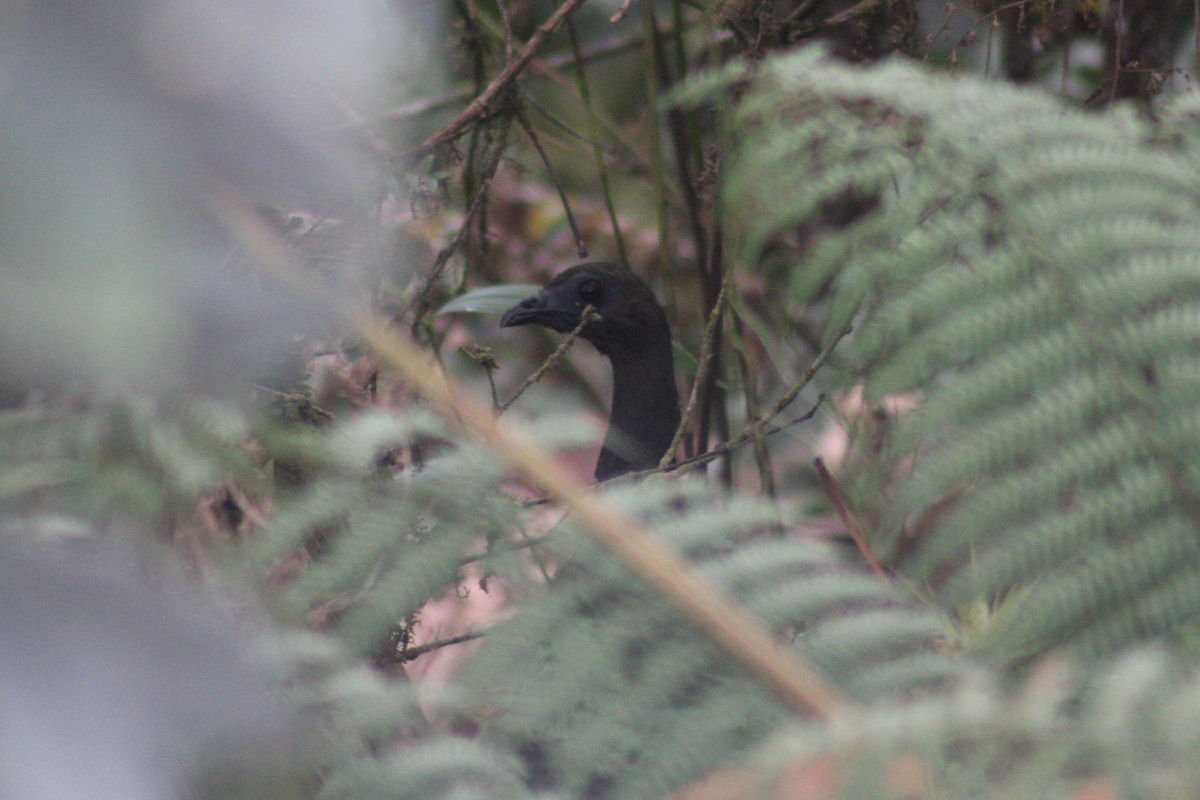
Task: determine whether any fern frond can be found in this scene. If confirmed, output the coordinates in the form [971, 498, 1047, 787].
[0, 393, 252, 521]
[257, 630, 529, 800]
[464, 483, 962, 800]
[0, 394, 537, 799]
[720, 47, 1200, 660]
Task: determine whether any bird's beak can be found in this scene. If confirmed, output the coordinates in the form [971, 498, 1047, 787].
[500, 292, 548, 328]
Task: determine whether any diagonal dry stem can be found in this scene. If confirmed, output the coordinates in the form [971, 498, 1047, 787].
[216, 194, 857, 723]
[405, 0, 590, 166]
[356, 310, 855, 721]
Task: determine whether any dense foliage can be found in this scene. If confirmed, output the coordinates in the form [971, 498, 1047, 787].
[7, 2, 1200, 800]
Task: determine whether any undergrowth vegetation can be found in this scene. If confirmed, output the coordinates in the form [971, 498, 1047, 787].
[7, 2, 1200, 799]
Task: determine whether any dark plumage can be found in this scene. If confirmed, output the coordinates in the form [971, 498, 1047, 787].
[501, 262, 681, 481]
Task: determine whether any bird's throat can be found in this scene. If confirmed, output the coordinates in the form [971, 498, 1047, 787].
[595, 342, 681, 481]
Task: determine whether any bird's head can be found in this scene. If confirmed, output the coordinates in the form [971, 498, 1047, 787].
[500, 262, 669, 360]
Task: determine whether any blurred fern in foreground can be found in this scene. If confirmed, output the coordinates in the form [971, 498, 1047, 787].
[8, 384, 1200, 799]
[463, 479, 960, 800]
[720, 47, 1200, 663]
[16, 39, 1200, 800]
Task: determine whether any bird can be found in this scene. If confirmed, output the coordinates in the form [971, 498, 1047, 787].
[501, 261, 681, 481]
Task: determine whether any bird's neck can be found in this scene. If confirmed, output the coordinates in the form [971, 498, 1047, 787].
[595, 337, 681, 481]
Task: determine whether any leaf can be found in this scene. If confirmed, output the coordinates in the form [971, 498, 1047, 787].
[436, 285, 541, 316]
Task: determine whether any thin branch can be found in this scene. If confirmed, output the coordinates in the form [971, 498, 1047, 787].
[1110, 0, 1125, 104]
[823, 0, 886, 25]
[661, 280, 728, 468]
[637, 322, 848, 481]
[499, 306, 598, 414]
[455, 0, 497, 280]
[565, 16, 631, 268]
[695, 224, 728, 484]
[515, 105, 588, 258]
[460, 531, 552, 564]
[521, 88, 687, 217]
[308, 560, 384, 628]
[404, 0, 590, 167]
[516, 523, 555, 582]
[785, 0, 823, 23]
[641, 3, 678, 324]
[610, 0, 636, 23]
[662, 73, 711, 307]
[616, 396, 823, 482]
[734, 335, 775, 498]
[814, 457, 887, 580]
[403, 178, 493, 330]
[524, 64, 662, 185]
[349, 26, 683, 131]
[523, 93, 620, 155]
[738, 324, 848, 443]
[496, 0, 516, 60]
[459, 345, 501, 409]
[399, 630, 486, 662]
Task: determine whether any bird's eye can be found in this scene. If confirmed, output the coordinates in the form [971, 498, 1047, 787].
[578, 278, 603, 303]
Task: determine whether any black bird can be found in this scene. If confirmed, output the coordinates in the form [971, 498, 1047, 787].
[501, 262, 681, 481]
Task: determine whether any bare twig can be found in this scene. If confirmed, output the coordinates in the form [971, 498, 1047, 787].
[661, 280, 728, 469]
[455, 1, 499, 277]
[565, 16, 631, 268]
[404, 178, 493, 330]
[399, 630, 486, 662]
[823, 0, 886, 25]
[640, 321, 848, 481]
[460, 531, 552, 564]
[355, 26, 681, 130]
[695, 224, 729, 485]
[515, 106, 588, 258]
[617, 396, 823, 482]
[516, 523, 555, 582]
[664, 100, 711, 309]
[785, 0, 823, 22]
[610, 0, 636, 23]
[739, 324, 848, 444]
[499, 306, 598, 414]
[734, 334, 775, 497]
[522, 93, 620, 155]
[814, 457, 888, 580]
[1110, 0, 1125, 104]
[459, 345, 501, 409]
[641, 3, 678, 322]
[405, 0, 590, 167]
[308, 561, 384, 628]
[496, 0, 516, 60]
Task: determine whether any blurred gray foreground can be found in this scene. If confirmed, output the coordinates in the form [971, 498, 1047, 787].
[0, 2, 430, 797]
[0, 0, 422, 401]
[0, 536, 304, 800]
